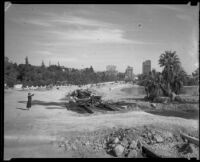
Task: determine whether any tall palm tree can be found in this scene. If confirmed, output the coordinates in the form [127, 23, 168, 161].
[159, 51, 180, 68]
[158, 51, 184, 96]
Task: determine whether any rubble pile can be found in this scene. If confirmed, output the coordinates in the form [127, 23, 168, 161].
[55, 127, 199, 158]
[66, 89, 137, 114]
[104, 128, 143, 158]
[103, 127, 199, 158]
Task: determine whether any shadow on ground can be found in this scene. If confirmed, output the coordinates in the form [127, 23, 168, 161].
[142, 109, 199, 120]
[16, 107, 29, 111]
[18, 100, 66, 107]
[46, 107, 66, 109]
[121, 97, 146, 101]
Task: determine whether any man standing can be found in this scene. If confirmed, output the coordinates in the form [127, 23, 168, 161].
[27, 93, 34, 110]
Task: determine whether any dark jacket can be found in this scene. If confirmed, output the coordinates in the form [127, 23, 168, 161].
[27, 94, 34, 108]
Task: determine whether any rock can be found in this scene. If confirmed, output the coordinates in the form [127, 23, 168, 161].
[129, 140, 137, 149]
[127, 150, 138, 158]
[142, 133, 147, 138]
[177, 143, 194, 154]
[147, 132, 152, 138]
[137, 140, 142, 149]
[121, 138, 129, 147]
[111, 144, 116, 148]
[59, 143, 65, 148]
[188, 143, 196, 154]
[85, 141, 90, 146]
[113, 137, 119, 144]
[150, 103, 156, 108]
[113, 144, 125, 157]
[64, 143, 71, 151]
[171, 92, 176, 101]
[163, 131, 173, 139]
[71, 144, 77, 150]
[153, 134, 164, 143]
[151, 130, 156, 135]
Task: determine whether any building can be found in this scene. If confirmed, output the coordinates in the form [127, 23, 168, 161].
[125, 66, 134, 81]
[106, 65, 118, 76]
[142, 60, 151, 75]
[14, 84, 23, 89]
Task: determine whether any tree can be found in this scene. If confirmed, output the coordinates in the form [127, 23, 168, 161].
[158, 51, 184, 96]
[4, 57, 19, 87]
[25, 56, 29, 65]
[192, 67, 199, 85]
[41, 60, 45, 68]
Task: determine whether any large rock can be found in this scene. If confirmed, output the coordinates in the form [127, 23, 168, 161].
[113, 137, 119, 144]
[121, 138, 129, 147]
[153, 134, 164, 143]
[113, 144, 125, 157]
[177, 143, 194, 154]
[129, 140, 137, 149]
[150, 103, 156, 108]
[127, 150, 138, 158]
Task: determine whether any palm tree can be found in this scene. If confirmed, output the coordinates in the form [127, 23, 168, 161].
[159, 51, 180, 67]
[144, 69, 163, 101]
[158, 51, 184, 96]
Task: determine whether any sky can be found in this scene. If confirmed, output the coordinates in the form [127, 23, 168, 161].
[4, 4, 199, 74]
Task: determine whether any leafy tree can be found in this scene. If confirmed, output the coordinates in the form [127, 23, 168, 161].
[4, 57, 19, 87]
[5, 56, 127, 87]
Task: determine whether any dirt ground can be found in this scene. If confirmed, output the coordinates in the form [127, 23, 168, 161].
[4, 83, 199, 159]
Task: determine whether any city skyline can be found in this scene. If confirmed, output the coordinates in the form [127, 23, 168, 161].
[5, 4, 199, 74]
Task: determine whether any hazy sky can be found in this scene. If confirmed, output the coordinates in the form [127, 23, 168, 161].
[5, 4, 199, 74]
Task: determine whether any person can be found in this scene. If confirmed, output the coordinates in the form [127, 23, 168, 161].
[27, 93, 34, 110]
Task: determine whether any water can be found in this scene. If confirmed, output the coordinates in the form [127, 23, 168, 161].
[121, 85, 199, 96]
[121, 85, 199, 120]
[121, 86, 146, 95]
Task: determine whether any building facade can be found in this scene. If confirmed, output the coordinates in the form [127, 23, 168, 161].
[142, 60, 151, 75]
[125, 66, 134, 81]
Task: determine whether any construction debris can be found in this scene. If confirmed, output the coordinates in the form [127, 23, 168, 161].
[55, 126, 199, 158]
[180, 132, 199, 146]
[66, 89, 136, 114]
[113, 144, 124, 157]
[142, 145, 163, 158]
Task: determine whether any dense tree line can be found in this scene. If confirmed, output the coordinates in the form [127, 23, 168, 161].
[4, 57, 125, 87]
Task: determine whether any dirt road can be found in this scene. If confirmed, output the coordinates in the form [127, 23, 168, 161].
[4, 83, 199, 159]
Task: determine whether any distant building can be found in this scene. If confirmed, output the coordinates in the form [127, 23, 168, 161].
[106, 65, 118, 76]
[106, 65, 116, 72]
[14, 84, 23, 89]
[142, 60, 151, 75]
[125, 66, 134, 81]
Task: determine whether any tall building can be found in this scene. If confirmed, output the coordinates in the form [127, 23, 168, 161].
[142, 60, 151, 75]
[125, 66, 134, 80]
